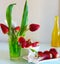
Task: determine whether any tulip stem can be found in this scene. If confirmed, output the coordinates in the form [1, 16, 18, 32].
[20, 46, 22, 56]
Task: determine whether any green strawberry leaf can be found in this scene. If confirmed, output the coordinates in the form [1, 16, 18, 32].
[19, 0, 28, 36]
[6, 3, 16, 29]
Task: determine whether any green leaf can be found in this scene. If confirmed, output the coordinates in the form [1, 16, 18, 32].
[30, 48, 37, 53]
[6, 3, 16, 29]
[19, 0, 28, 36]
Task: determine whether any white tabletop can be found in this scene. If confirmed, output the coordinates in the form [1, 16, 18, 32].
[0, 42, 34, 64]
[0, 42, 60, 64]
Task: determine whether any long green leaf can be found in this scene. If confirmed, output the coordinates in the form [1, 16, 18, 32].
[20, 0, 28, 36]
[6, 3, 16, 29]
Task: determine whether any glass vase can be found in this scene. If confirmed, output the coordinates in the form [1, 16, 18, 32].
[8, 35, 20, 60]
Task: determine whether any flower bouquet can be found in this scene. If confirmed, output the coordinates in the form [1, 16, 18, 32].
[0, 0, 40, 60]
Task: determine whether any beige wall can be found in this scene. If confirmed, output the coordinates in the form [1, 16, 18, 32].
[0, 0, 59, 43]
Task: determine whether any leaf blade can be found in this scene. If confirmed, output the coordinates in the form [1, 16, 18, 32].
[30, 48, 37, 53]
[6, 3, 16, 29]
[20, 0, 28, 36]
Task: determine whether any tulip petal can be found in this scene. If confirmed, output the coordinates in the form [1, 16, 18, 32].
[14, 26, 20, 31]
[49, 48, 58, 58]
[31, 42, 39, 47]
[42, 51, 51, 60]
[18, 37, 27, 48]
[0, 24, 9, 34]
[38, 51, 44, 57]
[0, 24, 1, 26]
[29, 24, 40, 32]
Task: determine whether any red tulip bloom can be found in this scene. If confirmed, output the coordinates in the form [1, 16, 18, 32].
[18, 37, 27, 48]
[42, 51, 51, 60]
[38, 51, 43, 57]
[29, 24, 40, 32]
[26, 39, 39, 47]
[31, 42, 39, 47]
[0, 24, 9, 34]
[26, 39, 32, 48]
[14, 26, 20, 31]
[18, 37, 40, 48]
[49, 48, 58, 58]
[0, 24, 1, 26]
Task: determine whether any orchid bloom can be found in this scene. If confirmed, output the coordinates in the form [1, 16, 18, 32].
[0, 23, 20, 34]
[29, 24, 40, 32]
[18, 36, 40, 48]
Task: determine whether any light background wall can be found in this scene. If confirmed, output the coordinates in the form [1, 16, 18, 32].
[0, 0, 59, 43]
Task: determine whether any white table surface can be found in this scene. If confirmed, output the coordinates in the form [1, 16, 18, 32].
[0, 42, 60, 64]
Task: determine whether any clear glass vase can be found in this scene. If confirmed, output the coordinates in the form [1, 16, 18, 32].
[8, 35, 20, 60]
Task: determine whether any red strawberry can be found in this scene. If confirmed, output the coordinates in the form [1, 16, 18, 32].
[31, 42, 39, 47]
[42, 50, 51, 60]
[18, 37, 27, 48]
[0, 24, 9, 34]
[14, 26, 20, 31]
[49, 48, 58, 58]
[29, 24, 40, 32]
[38, 51, 43, 57]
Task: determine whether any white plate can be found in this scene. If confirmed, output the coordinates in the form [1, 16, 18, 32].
[23, 56, 60, 64]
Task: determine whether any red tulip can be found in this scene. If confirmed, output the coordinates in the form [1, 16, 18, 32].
[26, 39, 31, 48]
[18, 37, 40, 48]
[25, 43, 31, 48]
[31, 42, 39, 47]
[0, 24, 1, 26]
[49, 48, 58, 58]
[18, 37, 27, 48]
[0, 24, 9, 34]
[14, 26, 20, 31]
[38, 51, 43, 57]
[29, 24, 40, 32]
[42, 50, 51, 60]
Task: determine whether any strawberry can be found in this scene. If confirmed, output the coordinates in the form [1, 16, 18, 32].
[18, 37, 27, 48]
[14, 26, 20, 31]
[38, 51, 43, 57]
[49, 48, 58, 58]
[29, 24, 40, 32]
[31, 42, 39, 47]
[0, 24, 9, 34]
